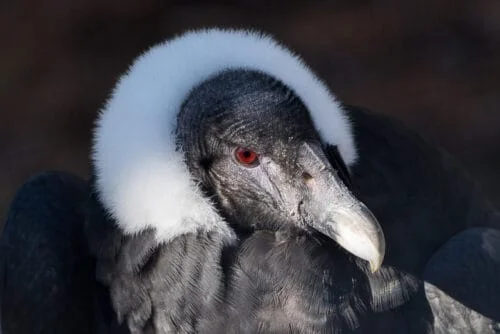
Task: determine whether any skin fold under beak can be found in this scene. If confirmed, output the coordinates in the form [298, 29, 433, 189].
[299, 143, 386, 273]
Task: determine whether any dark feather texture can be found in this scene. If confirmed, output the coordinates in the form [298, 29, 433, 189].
[424, 228, 500, 333]
[0, 172, 94, 334]
[2, 75, 500, 334]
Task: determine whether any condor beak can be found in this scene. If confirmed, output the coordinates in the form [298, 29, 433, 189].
[299, 143, 386, 272]
[309, 200, 385, 273]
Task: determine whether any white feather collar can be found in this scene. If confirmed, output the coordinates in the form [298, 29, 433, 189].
[92, 28, 357, 242]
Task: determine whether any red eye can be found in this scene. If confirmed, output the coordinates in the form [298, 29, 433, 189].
[235, 147, 259, 166]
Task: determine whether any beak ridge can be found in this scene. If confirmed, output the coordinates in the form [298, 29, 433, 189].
[298, 142, 386, 272]
[327, 203, 385, 272]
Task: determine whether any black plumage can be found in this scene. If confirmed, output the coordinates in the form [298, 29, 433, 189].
[0, 172, 95, 334]
[423, 228, 500, 332]
[85, 187, 230, 333]
[1, 30, 500, 334]
[2, 103, 499, 333]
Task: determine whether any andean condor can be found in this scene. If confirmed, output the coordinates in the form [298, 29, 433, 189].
[1, 28, 499, 334]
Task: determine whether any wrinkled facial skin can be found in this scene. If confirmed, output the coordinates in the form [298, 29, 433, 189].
[177, 70, 320, 231]
[177, 69, 385, 271]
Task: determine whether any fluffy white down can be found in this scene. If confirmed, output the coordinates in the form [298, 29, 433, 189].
[92, 28, 358, 241]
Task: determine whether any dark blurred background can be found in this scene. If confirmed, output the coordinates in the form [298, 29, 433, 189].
[1, 0, 500, 225]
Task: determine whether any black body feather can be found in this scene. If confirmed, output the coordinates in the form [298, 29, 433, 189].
[1, 81, 499, 333]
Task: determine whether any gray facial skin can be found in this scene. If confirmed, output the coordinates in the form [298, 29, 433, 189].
[177, 69, 385, 272]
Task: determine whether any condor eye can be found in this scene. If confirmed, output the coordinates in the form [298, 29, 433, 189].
[234, 147, 259, 167]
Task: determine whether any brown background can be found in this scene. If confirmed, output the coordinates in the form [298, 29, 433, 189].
[1, 0, 500, 226]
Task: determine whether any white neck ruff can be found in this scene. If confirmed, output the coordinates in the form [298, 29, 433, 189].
[92, 28, 357, 242]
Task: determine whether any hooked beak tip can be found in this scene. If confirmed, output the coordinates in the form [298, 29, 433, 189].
[313, 202, 386, 272]
[369, 255, 384, 273]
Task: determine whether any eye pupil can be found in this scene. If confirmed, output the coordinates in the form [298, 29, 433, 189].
[235, 147, 259, 166]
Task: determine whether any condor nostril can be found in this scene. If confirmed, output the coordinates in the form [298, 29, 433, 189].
[302, 172, 315, 188]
